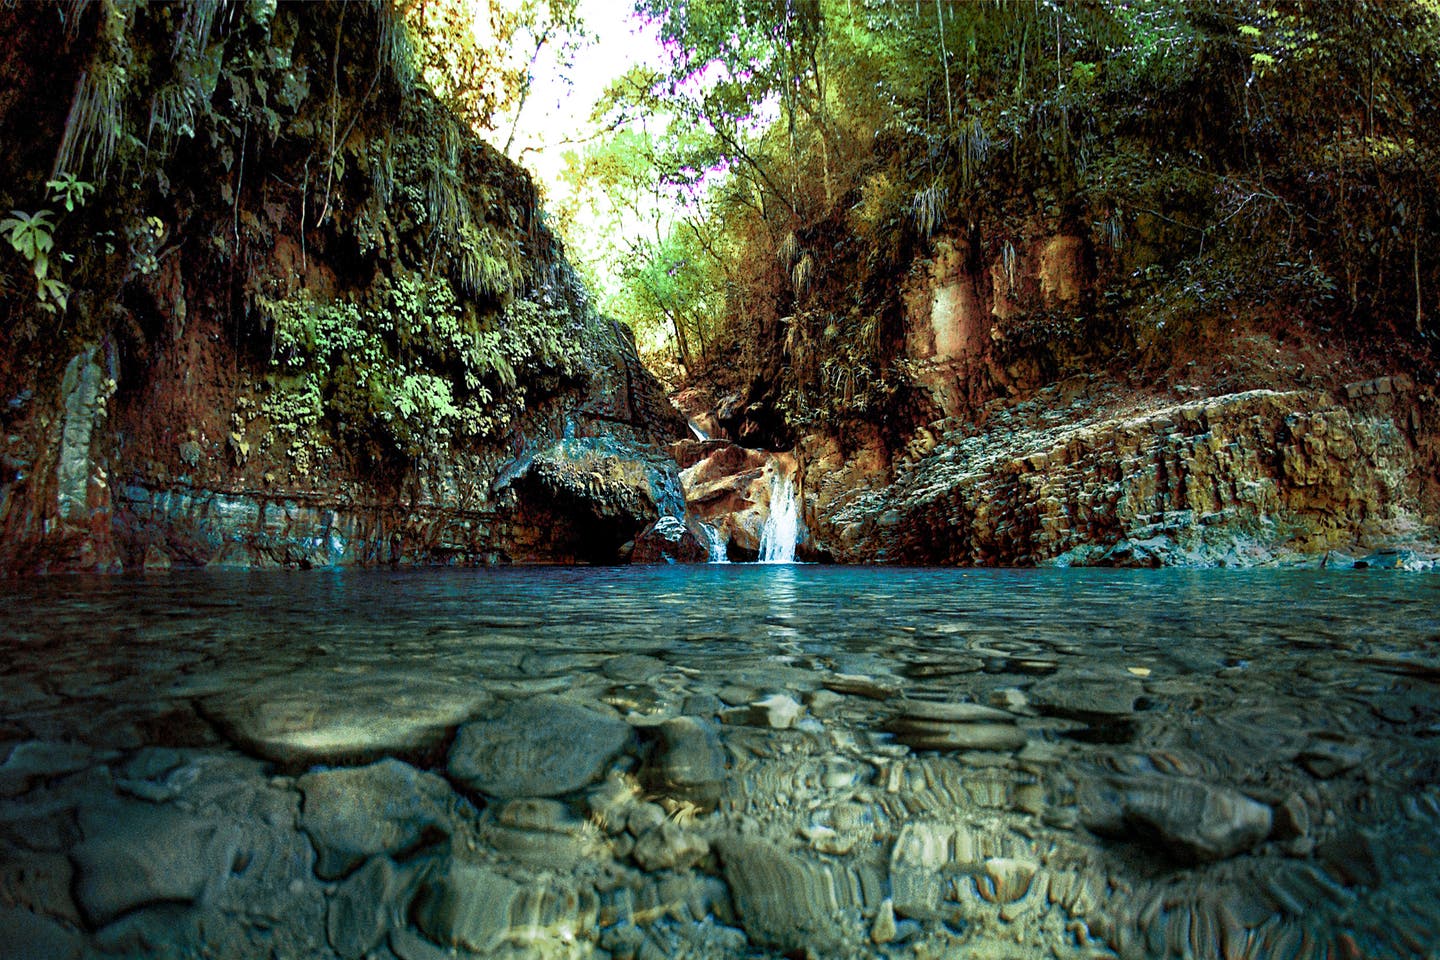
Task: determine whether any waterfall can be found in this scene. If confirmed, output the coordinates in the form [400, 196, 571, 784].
[687, 419, 709, 440]
[757, 471, 801, 564]
[700, 522, 729, 563]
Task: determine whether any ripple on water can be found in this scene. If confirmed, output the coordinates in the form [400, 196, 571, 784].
[1, 566, 1438, 959]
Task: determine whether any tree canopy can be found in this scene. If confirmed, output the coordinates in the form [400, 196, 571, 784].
[554, 0, 1440, 427]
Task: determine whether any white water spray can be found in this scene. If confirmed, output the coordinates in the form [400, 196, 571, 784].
[701, 522, 729, 563]
[757, 471, 801, 564]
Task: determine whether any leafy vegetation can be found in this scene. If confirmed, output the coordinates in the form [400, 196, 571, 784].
[257, 277, 578, 467]
[0, 0, 606, 481]
[560, 0, 1440, 436]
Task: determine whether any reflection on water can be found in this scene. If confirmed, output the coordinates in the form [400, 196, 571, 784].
[2, 567, 1439, 959]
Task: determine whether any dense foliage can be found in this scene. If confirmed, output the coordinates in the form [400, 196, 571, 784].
[0, 0, 591, 475]
[565, 0, 1440, 432]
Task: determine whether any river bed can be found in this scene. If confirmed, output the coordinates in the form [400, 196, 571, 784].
[1, 566, 1437, 959]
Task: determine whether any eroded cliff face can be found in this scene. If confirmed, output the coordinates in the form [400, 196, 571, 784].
[804, 376, 1440, 567]
[681, 213, 1440, 567]
[0, 2, 688, 574]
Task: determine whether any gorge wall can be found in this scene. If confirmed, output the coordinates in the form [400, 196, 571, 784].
[679, 213, 1440, 568]
[0, 1, 691, 575]
[793, 220, 1440, 567]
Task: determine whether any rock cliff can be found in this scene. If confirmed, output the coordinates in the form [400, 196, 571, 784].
[0, 1, 688, 574]
[679, 215, 1440, 567]
[805, 376, 1440, 567]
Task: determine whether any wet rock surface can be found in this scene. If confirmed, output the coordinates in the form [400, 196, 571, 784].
[810, 381, 1440, 567]
[2, 566, 1438, 959]
[448, 696, 633, 798]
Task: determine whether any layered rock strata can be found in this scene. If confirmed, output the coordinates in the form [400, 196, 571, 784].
[806, 377, 1439, 566]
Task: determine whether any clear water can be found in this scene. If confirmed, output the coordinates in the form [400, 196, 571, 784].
[2, 566, 1438, 959]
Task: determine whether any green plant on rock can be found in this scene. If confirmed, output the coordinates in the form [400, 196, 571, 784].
[46, 174, 96, 213]
[0, 173, 102, 315]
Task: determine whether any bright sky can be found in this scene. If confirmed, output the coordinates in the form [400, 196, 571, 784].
[503, 0, 665, 194]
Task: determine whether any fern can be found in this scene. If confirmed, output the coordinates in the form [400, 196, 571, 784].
[776, 231, 799, 268]
[958, 116, 990, 189]
[373, 0, 416, 91]
[53, 63, 125, 179]
[425, 121, 469, 242]
[912, 182, 949, 238]
[792, 252, 815, 296]
[172, 0, 222, 58]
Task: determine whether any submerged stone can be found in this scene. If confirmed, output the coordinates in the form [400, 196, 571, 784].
[203, 675, 489, 767]
[447, 696, 633, 798]
[1028, 676, 1144, 717]
[652, 716, 728, 808]
[298, 759, 457, 880]
[716, 836, 871, 954]
[411, 858, 600, 954]
[72, 801, 222, 926]
[326, 856, 402, 959]
[884, 717, 1027, 752]
[1078, 773, 1273, 862]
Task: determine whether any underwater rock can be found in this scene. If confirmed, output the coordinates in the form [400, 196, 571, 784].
[72, 800, 223, 926]
[1028, 676, 1144, 717]
[884, 718, 1028, 752]
[0, 905, 84, 960]
[974, 857, 1038, 903]
[411, 859, 520, 954]
[715, 836, 872, 954]
[297, 759, 456, 880]
[652, 716, 728, 808]
[1077, 773, 1273, 862]
[748, 694, 805, 729]
[448, 696, 633, 798]
[202, 675, 489, 767]
[0, 741, 103, 798]
[893, 699, 1018, 723]
[633, 821, 710, 871]
[412, 857, 600, 954]
[326, 856, 402, 959]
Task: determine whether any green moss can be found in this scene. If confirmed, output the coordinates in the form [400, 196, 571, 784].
[254, 275, 580, 466]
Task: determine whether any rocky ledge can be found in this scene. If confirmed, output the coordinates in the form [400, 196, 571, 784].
[806, 376, 1440, 567]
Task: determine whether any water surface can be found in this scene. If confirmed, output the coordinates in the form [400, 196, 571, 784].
[2, 567, 1437, 958]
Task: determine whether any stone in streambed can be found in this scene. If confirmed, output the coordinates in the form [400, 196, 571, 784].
[72, 801, 224, 926]
[447, 696, 633, 798]
[0, 741, 102, 798]
[0, 906, 84, 960]
[884, 717, 1027, 752]
[412, 858, 599, 954]
[411, 859, 518, 954]
[202, 674, 489, 767]
[652, 716, 728, 808]
[298, 758, 457, 880]
[633, 820, 710, 871]
[1078, 773, 1272, 862]
[715, 836, 870, 954]
[894, 699, 1018, 723]
[748, 694, 804, 729]
[1029, 676, 1144, 717]
[327, 856, 403, 959]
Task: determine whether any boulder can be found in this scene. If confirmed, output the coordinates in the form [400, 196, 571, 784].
[298, 759, 457, 879]
[202, 674, 489, 768]
[448, 696, 633, 798]
[72, 801, 224, 926]
[1077, 773, 1273, 862]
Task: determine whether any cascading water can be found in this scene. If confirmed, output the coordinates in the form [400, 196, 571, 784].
[757, 471, 801, 563]
[700, 522, 729, 563]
